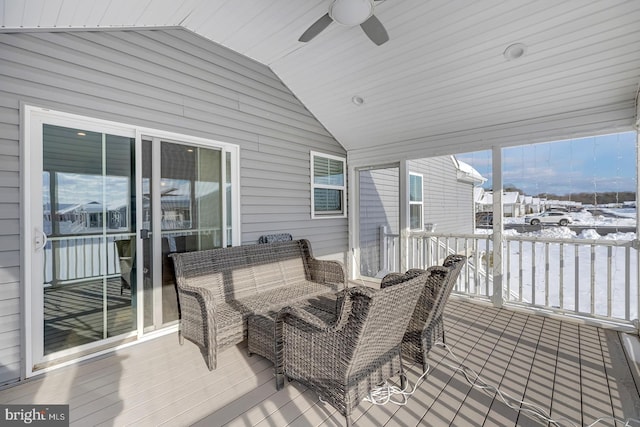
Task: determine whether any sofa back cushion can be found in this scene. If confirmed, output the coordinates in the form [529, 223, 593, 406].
[171, 240, 309, 303]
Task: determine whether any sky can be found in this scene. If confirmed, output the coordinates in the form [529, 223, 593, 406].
[456, 131, 637, 196]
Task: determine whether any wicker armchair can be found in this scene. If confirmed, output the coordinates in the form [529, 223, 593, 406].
[275, 272, 428, 426]
[381, 254, 466, 373]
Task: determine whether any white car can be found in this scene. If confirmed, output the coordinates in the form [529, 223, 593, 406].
[525, 211, 572, 226]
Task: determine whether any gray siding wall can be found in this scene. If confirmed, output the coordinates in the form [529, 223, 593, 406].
[408, 156, 474, 234]
[0, 29, 347, 385]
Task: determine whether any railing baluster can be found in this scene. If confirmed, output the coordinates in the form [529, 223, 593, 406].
[519, 241, 523, 303]
[506, 240, 511, 301]
[64, 240, 71, 279]
[607, 246, 612, 318]
[559, 243, 564, 310]
[574, 244, 579, 314]
[485, 236, 490, 296]
[531, 242, 536, 306]
[625, 246, 631, 321]
[545, 242, 549, 308]
[591, 245, 596, 315]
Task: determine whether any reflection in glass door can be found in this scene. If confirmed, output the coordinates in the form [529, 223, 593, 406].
[40, 124, 137, 357]
[141, 138, 225, 330]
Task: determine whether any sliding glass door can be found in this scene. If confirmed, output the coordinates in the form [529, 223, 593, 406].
[26, 107, 240, 373]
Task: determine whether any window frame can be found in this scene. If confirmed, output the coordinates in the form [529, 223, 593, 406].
[409, 172, 424, 231]
[310, 151, 347, 219]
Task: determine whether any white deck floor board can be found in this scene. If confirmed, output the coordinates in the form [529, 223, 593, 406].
[1, 299, 639, 426]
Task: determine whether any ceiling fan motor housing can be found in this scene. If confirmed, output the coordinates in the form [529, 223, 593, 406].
[329, 0, 374, 26]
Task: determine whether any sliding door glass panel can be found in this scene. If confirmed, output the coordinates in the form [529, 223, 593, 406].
[42, 124, 136, 355]
[160, 142, 222, 324]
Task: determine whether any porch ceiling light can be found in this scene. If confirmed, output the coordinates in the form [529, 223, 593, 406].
[352, 95, 365, 106]
[329, 0, 374, 26]
[503, 43, 527, 61]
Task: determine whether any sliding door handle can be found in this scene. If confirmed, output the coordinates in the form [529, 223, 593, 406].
[34, 229, 48, 251]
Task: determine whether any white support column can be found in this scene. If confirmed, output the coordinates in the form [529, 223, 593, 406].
[399, 160, 409, 272]
[635, 128, 639, 336]
[347, 161, 358, 281]
[492, 146, 504, 308]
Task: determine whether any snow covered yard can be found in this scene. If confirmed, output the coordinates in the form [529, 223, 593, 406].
[476, 208, 638, 323]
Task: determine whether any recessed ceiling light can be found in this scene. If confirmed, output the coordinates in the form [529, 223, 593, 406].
[352, 95, 365, 106]
[503, 43, 527, 61]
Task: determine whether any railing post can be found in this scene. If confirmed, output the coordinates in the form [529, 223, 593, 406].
[399, 160, 409, 273]
[492, 146, 504, 308]
[380, 225, 388, 274]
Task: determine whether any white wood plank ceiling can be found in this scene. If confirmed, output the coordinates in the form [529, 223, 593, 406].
[2, 0, 640, 154]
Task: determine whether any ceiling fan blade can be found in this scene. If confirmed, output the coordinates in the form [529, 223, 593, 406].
[299, 13, 334, 42]
[360, 14, 389, 45]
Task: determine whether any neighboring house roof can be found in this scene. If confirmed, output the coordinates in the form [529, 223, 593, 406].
[453, 157, 487, 184]
[502, 191, 521, 204]
[479, 192, 493, 206]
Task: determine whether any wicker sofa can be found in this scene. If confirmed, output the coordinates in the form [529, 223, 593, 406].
[169, 239, 346, 370]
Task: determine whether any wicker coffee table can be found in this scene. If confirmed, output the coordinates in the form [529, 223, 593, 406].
[247, 292, 340, 364]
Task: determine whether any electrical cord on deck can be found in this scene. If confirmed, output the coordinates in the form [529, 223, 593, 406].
[433, 341, 640, 427]
[363, 366, 431, 406]
[363, 340, 640, 427]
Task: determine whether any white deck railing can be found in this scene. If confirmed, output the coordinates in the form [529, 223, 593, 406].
[44, 234, 131, 285]
[44, 228, 222, 285]
[380, 229, 639, 328]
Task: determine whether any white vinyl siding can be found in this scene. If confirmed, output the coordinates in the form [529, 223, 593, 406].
[311, 151, 346, 219]
[0, 29, 347, 386]
[408, 157, 475, 235]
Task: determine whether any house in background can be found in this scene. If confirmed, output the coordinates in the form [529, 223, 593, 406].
[503, 191, 525, 217]
[359, 156, 485, 277]
[473, 187, 486, 213]
[477, 191, 494, 214]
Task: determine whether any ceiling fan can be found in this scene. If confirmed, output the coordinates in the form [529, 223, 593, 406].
[299, 0, 389, 46]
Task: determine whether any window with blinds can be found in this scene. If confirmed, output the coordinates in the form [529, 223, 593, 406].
[311, 151, 346, 218]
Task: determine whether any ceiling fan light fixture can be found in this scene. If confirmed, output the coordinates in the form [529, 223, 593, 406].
[503, 43, 527, 61]
[330, 0, 374, 26]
